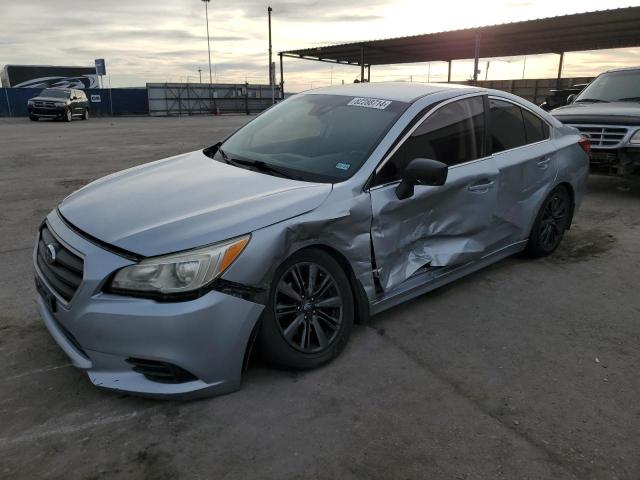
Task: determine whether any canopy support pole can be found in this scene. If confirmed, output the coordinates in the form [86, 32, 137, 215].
[360, 47, 365, 82]
[447, 60, 452, 82]
[473, 33, 481, 84]
[556, 52, 565, 88]
[367, 65, 371, 82]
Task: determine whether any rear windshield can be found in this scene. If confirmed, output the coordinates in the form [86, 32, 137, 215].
[218, 93, 408, 183]
[40, 88, 70, 99]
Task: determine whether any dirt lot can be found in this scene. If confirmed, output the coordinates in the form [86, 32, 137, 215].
[1, 116, 639, 480]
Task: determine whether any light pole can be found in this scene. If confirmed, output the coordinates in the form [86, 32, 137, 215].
[202, 0, 213, 85]
[268, 6, 274, 104]
[198, 68, 202, 83]
[201, 0, 217, 113]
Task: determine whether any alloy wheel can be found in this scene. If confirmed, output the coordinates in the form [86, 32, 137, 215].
[539, 193, 568, 251]
[274, 262, 343, 353]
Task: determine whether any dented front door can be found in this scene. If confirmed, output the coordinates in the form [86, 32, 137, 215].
[368, 94, 500, 292]
[370, 158, 499, 291]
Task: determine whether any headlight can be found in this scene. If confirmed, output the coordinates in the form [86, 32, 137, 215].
[630, 130, 640, 144]
[55, 102, 67, 107]
[109, 235, 250, 297]
[27, 100, 34, 105]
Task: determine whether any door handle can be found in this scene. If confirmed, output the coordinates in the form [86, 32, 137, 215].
[537, 157, 552, 169]
[468, 180, 495, 193]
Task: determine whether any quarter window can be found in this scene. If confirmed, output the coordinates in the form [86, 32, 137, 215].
[375, 96, 485, 185]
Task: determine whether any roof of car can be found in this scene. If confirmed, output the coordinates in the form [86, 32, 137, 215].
[303, 82, 482, 103]
[603, 66, 640, 74]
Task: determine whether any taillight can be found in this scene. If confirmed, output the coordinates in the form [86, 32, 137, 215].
[578, 136, 591, 155]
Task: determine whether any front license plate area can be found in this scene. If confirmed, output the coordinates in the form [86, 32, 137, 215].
[35, 276, 57, 313]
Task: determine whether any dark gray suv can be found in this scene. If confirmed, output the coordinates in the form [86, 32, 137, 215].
[551, 67, 640, 175]
[27, 88, 90, 122]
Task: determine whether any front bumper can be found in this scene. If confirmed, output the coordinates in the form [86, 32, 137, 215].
[28, 106, 66, 119]
[34, 210, 264, 399]
[589, 147, 640, 175]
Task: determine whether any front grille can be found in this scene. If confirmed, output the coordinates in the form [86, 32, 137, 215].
[126, 358, 198, 384]
[569, 125, 629, 148]
[33, 101, 56, 108]
[36, 225, 84, 303]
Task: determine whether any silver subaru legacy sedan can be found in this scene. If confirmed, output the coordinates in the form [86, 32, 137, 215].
[34, 83, 589, 399]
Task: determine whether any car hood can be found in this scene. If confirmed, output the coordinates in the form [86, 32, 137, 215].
[551, 101, 640, 125]
[30, 96, 69, 102]
[59, 150, 332, 257]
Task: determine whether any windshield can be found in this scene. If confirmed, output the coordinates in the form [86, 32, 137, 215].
[576, 70, 640, 103]
[40, 88, 71, 99]
[217, 93, 408, 183]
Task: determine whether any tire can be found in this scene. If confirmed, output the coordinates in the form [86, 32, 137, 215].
[259, 248, 354, 370]
[82, 108, 89, 120]
[525, 186, 572, 257]
[29, 116, 38, 121]
[64, 108, 73, 122]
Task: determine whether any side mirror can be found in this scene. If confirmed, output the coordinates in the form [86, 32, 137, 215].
[395, 158, 448, 200]
[566, 94, 577, 104]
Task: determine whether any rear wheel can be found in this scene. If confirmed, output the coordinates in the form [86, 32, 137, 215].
[259, 248, 354, 370]
[526, 186, 572, 257]
[64, 108, 72, 122]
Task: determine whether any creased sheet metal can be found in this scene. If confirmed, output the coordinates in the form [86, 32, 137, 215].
[223, 186, 377, 299]
[370, 158, 499, 290]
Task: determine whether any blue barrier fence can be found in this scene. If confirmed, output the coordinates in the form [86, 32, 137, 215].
[0, 88, 148, 117]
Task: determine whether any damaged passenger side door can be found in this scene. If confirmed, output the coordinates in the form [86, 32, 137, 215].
[368, 94, 499, 291]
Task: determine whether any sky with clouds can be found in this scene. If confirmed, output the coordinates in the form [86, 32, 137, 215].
[2, 0, 640, 90]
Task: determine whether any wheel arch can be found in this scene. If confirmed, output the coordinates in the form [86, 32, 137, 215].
[555, 181, 576, 229]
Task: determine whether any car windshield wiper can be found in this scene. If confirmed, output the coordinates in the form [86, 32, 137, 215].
[617, 97, 640, 102]
[204, 143, 302, 180]
[575, 98, 610, 103]
[227, 157, 301, 180]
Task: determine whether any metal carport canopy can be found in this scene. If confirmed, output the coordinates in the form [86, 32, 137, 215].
[277, 6, 640, 88]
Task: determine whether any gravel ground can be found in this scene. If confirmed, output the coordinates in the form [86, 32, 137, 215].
[1, 116, 639, 480]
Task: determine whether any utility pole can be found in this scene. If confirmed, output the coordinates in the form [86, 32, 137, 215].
[202, 0, 213, 85]
[202, 0, 217, 113]
[268, 6, 274, 105]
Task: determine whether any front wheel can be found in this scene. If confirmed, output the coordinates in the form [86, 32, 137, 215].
[526, 186, 572, 257]
[259, 248, 354, 370]
[82, 108, 89, 120]
[64, 108, 73, 122]
[29, 116, 38, 121]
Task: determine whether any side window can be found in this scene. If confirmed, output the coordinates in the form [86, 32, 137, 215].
[522, 108, 549, 143]
[489, 99, 526, 153]
[375, 96, 485, 185]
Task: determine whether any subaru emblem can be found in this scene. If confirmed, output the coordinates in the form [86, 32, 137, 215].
[46, 244, 57, 264]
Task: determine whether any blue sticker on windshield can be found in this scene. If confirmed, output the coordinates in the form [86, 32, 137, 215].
[335, 162, 351, 171]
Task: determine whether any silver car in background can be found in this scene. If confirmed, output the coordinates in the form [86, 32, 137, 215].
[34, 83, 589, 399]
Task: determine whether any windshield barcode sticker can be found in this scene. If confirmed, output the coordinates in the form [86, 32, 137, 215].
[347, 97, 392, 110]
